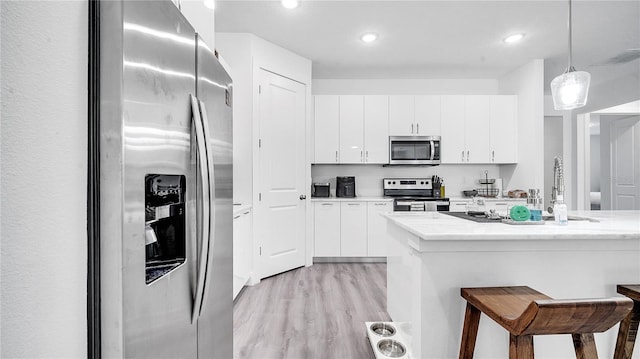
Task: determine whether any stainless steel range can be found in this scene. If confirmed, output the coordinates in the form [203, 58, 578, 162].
[383, 178, 450, 211]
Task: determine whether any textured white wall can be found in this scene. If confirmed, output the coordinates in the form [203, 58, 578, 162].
[1, 1, 87, 357]
[498, 60, 545, 197]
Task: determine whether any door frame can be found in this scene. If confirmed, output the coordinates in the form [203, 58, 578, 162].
[576, 101, 640, 210]
[250, 64, 312, 284]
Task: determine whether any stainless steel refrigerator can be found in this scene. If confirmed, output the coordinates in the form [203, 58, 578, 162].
[97, 1, 232, 357]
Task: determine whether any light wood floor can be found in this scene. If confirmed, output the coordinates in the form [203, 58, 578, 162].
[233, 263, 391, 359]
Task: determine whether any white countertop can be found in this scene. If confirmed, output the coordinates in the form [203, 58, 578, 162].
[311, 196, 393, 202]
[383, 210, 640, 241]
[233, 204, 252, 216]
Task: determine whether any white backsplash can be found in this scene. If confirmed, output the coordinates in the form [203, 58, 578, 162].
[311, 164, 504, 198]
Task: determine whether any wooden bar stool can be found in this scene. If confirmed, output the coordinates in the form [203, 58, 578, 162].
[614, 285, 640, 359]
[459, 286, 633, 359]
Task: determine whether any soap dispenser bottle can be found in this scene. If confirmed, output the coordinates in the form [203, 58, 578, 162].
[553, 197, 568, 225]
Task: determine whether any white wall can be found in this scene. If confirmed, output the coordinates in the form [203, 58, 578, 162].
[544, 116, 564, 211]
[498, 59, 545, 198]
[312, 164, 500, 198]
[216, 33, 254, 204]
[179, 0, 215, 48]
[215, 32, 314, 272]
[1, 1, 87, 357]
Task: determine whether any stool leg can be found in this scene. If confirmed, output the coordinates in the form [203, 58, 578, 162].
[459, 303, 481, 359]
[572, 333, 598, 359]
[614, 300, 640, 359]
[509, 334, 534, 359]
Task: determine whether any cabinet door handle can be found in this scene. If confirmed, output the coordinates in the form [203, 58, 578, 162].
[411, 123, 414, 134]
[461, 150, 465, 162]
[366, 151, 369, 162]
[374, 203, 388, 206]
[321, 203, 333, 206]
[233, 215, 241, 219]
[347, 203, 360, 206]
[335, 150, 338, 163]
[361, 150, 363, 162]
[467, 150, 470, 162]
[416, 123, 419, 134]
[492, 150, 495, 162]
[494, 202, 507, 205]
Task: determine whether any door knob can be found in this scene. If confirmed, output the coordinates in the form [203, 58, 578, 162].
[300, 195, 307, 200]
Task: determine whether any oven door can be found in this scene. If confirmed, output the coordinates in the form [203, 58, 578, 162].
[389, 136, 440, 165]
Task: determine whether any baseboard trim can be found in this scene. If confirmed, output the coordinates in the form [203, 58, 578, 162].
[313, 257, 387, 263]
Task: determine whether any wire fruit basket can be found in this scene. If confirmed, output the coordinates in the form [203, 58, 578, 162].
[476, 187, 500, 197]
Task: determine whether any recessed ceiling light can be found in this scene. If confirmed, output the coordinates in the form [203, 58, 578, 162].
[503, 33, 525, 44]
[361, 33, 378, 43]
[203, 0, 215, 10]
[281, 0, 299, 9]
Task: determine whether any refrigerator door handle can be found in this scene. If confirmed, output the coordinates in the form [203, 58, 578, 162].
[195, 99, 216, 317]
[190, 94, 212, 323]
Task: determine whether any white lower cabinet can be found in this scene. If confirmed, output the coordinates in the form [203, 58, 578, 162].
[313, 200, 392, 257]
[340, 202, 367, 256]
[449, 199, 471, 212]
[367, 201, 393, 256]
[233, 208, 253, 300]
[314, 202, 341, 256]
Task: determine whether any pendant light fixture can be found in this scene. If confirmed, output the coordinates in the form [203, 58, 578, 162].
[550, 0, 591, 110]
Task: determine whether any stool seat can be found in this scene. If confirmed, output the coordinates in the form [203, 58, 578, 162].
[459, 286, 634, 359]
[614, 285, 640, 359]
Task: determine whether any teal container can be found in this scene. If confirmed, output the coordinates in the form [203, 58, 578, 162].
[530, 209, 542, 221]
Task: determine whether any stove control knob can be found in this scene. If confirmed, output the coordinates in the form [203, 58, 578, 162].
[421, 181, 424, 185]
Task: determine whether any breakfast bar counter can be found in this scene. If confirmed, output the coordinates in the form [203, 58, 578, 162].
[383, 211, 640, 359]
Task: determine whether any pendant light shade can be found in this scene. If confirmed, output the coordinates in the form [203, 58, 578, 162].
[551, 69, 591, 110]
[551, 0, 590, 110]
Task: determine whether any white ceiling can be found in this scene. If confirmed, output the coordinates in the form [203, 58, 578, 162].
[215, 0, 640, 93]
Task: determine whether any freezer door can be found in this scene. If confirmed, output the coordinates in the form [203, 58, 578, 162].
[100, 1, 198, 358]
[195, 35, 234, 359]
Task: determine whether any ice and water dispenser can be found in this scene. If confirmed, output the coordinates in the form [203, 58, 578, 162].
[144, 174, 186, 284]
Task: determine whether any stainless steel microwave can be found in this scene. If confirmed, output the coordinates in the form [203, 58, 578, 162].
[389, 136, 441, 165]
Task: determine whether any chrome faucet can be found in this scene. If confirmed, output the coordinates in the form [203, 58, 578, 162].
[549, 156, 565, 213]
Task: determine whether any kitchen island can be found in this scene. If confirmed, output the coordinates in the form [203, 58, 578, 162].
[384, 211, 640, 359]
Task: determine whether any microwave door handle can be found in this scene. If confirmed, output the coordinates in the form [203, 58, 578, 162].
[430, 141, 435, 161]
[196, 99, 217, 318]
[190, 95, 211, 323]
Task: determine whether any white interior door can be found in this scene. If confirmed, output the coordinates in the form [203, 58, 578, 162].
[611, 116, 640, 210]
[257, 69, 306, 279]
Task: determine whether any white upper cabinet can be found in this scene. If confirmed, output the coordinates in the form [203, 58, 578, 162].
[390, 95, 441, 136]
[441, 95, 517, 164]
[314, 95, 340, 163]
[314, 94, 517, 165]
[389, 96, 415, 136]
[414, 95, 441, 136]
[464, 95, 491, 163]
[441, 95, 466, 163]
[314, 95, 389, 164]
[364, 95, 389, 164]
[490, 96, 518, 163]
[339, 96, 365, 164]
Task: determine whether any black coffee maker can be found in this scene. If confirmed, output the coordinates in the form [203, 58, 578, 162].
[336, 176, 356, 198]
